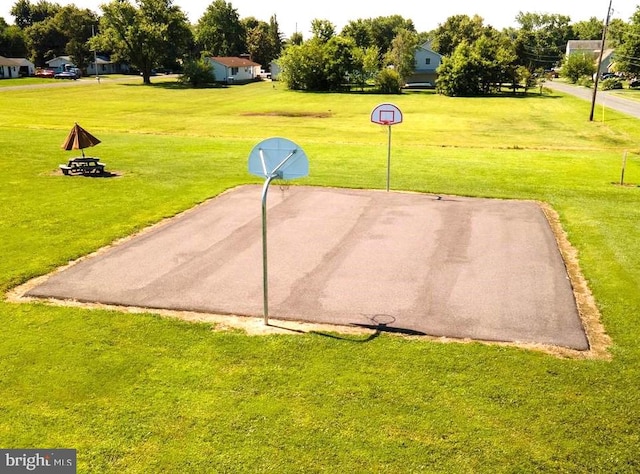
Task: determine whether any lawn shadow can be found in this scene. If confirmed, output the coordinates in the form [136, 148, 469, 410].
[58, 170, 121, 178]
[310, 314, 427, 343]
[120, 81, 224, 90]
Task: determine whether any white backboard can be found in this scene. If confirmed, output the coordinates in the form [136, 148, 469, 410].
[371, 103, 403, 125]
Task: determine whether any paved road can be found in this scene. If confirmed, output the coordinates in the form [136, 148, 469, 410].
[26, 185, 589, 350]
[545, 80, 640, 119]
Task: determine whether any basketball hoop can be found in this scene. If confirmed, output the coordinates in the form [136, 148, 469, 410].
[247, 137, 309, 325]
[371, 103, 403, 126]
[370, 103, 403, 192]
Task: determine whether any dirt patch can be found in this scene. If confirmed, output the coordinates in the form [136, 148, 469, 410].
[539, 202, 611, 360]
[242, 111, 332, 118]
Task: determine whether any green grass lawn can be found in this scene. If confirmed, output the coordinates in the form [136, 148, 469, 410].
[1, 80, 639, 472]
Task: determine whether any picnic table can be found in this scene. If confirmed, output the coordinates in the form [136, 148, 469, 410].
[59, 157, 106, 176]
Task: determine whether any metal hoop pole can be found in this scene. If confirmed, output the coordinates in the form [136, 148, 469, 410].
[261, 175, 276, 325]
[386, 125, 392, 192]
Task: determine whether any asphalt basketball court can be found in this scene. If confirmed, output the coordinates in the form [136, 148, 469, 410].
[24, 185, 589, 350]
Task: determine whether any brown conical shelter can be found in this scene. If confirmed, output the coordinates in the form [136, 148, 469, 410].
[61, 123, 101, 157]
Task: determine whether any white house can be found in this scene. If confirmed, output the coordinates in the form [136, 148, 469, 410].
[45, 55, 75, 71]
[86, 56, 128, 76]
[406, 41, 442, 86]
[9, 58, 35, 76]
[0, 56, 20, 78]
[207, 57, 261, 84]
[269, 61, 281, 81]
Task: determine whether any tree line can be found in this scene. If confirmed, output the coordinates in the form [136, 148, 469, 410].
[1, 0, 640, 94]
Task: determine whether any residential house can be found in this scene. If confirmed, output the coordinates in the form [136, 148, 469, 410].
[9, 58, 35, 76]
[45, 55, 75, 72]
[565, 40, 615, 76]
[207, 57, 261, 84]
[269, 61, 281, 81]
[86, 56, 129, 76]
[406, 41, 442, 86]
[47, 54, 129, 76]
[0, 56, 20, 78]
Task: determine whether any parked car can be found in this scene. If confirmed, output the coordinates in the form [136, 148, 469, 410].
[403, 82, 433, 89]
[629, 79, 640, 88]
[35, 68, 55, 78]
[54, 71, 78, 80]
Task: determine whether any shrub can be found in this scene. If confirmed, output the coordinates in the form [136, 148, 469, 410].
[576, 76, 594, 88]
[600, 77, 623, 90]
[180, 58, 216, 87]
[375, 68, 402, 94]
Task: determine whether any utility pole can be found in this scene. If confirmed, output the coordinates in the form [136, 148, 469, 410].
[92, 25, 100, 84]
[589, 0, 613, 121]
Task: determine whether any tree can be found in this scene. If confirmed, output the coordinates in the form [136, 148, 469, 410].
[267, 15, 283, 61]
[54, 6, 98, 70]
[244, 18, 270, 65]
[94, 0, 192, 84]
[513, 12, 573, 71]
[572, 17, 603, 40]
[323, 35, 358, 90]
[0, 21, 27, 57]
[436, 27, 517, 96]
[278, 40, 324, 90]
[341, 19, 371, 49]
[436, 41, 481, 96]
[310, 19, 335, 42]
[25, 16, 66, 64]
[10, 0, 60, 29]
[339, 15, 414, 61]
[384, 28, 418, 84]
[607, 19, 628, 48]
[561, 52, 596, 83]
[288, 31, 303, 46]
[431, 14, 486, 57]
[614, 8, 640, 75]
[278, 34, 361, 91]
[195, 0, 245, 56]
[362, 45, 380, 83]
[243, 14, 282, 70]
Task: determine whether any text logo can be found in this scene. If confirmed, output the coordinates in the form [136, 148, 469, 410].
[0, 450, 76, 473]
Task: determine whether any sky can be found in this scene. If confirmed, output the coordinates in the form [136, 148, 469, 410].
[1, 0, 636, 38]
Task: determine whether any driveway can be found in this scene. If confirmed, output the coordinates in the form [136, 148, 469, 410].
[545, 80, 640, 119]
[24, 185, 589, 350]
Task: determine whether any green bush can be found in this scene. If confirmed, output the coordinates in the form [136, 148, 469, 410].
[576, 76, 593, 88]
[600, 77, 623, 90]
[180, 58, 216, 87]
[375, 68, 402, 94]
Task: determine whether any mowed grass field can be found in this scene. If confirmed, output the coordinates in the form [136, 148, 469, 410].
[1, 77, 640, 472]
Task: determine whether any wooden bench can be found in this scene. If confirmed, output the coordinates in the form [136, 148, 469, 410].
[60, 157, 106, 176]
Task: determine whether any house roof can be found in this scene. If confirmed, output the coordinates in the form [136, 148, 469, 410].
[417, 42, 442, 58]
[0, 55, 20, 66]
[566, 40, 603, 54]
[45, 55, 73, 65]
[210, 57, 260, 68]
[8, 58, 34, 67]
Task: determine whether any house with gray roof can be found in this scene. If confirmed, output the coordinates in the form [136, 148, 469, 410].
[0, 56, 21, 78]
[565, 40, 615, 76]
